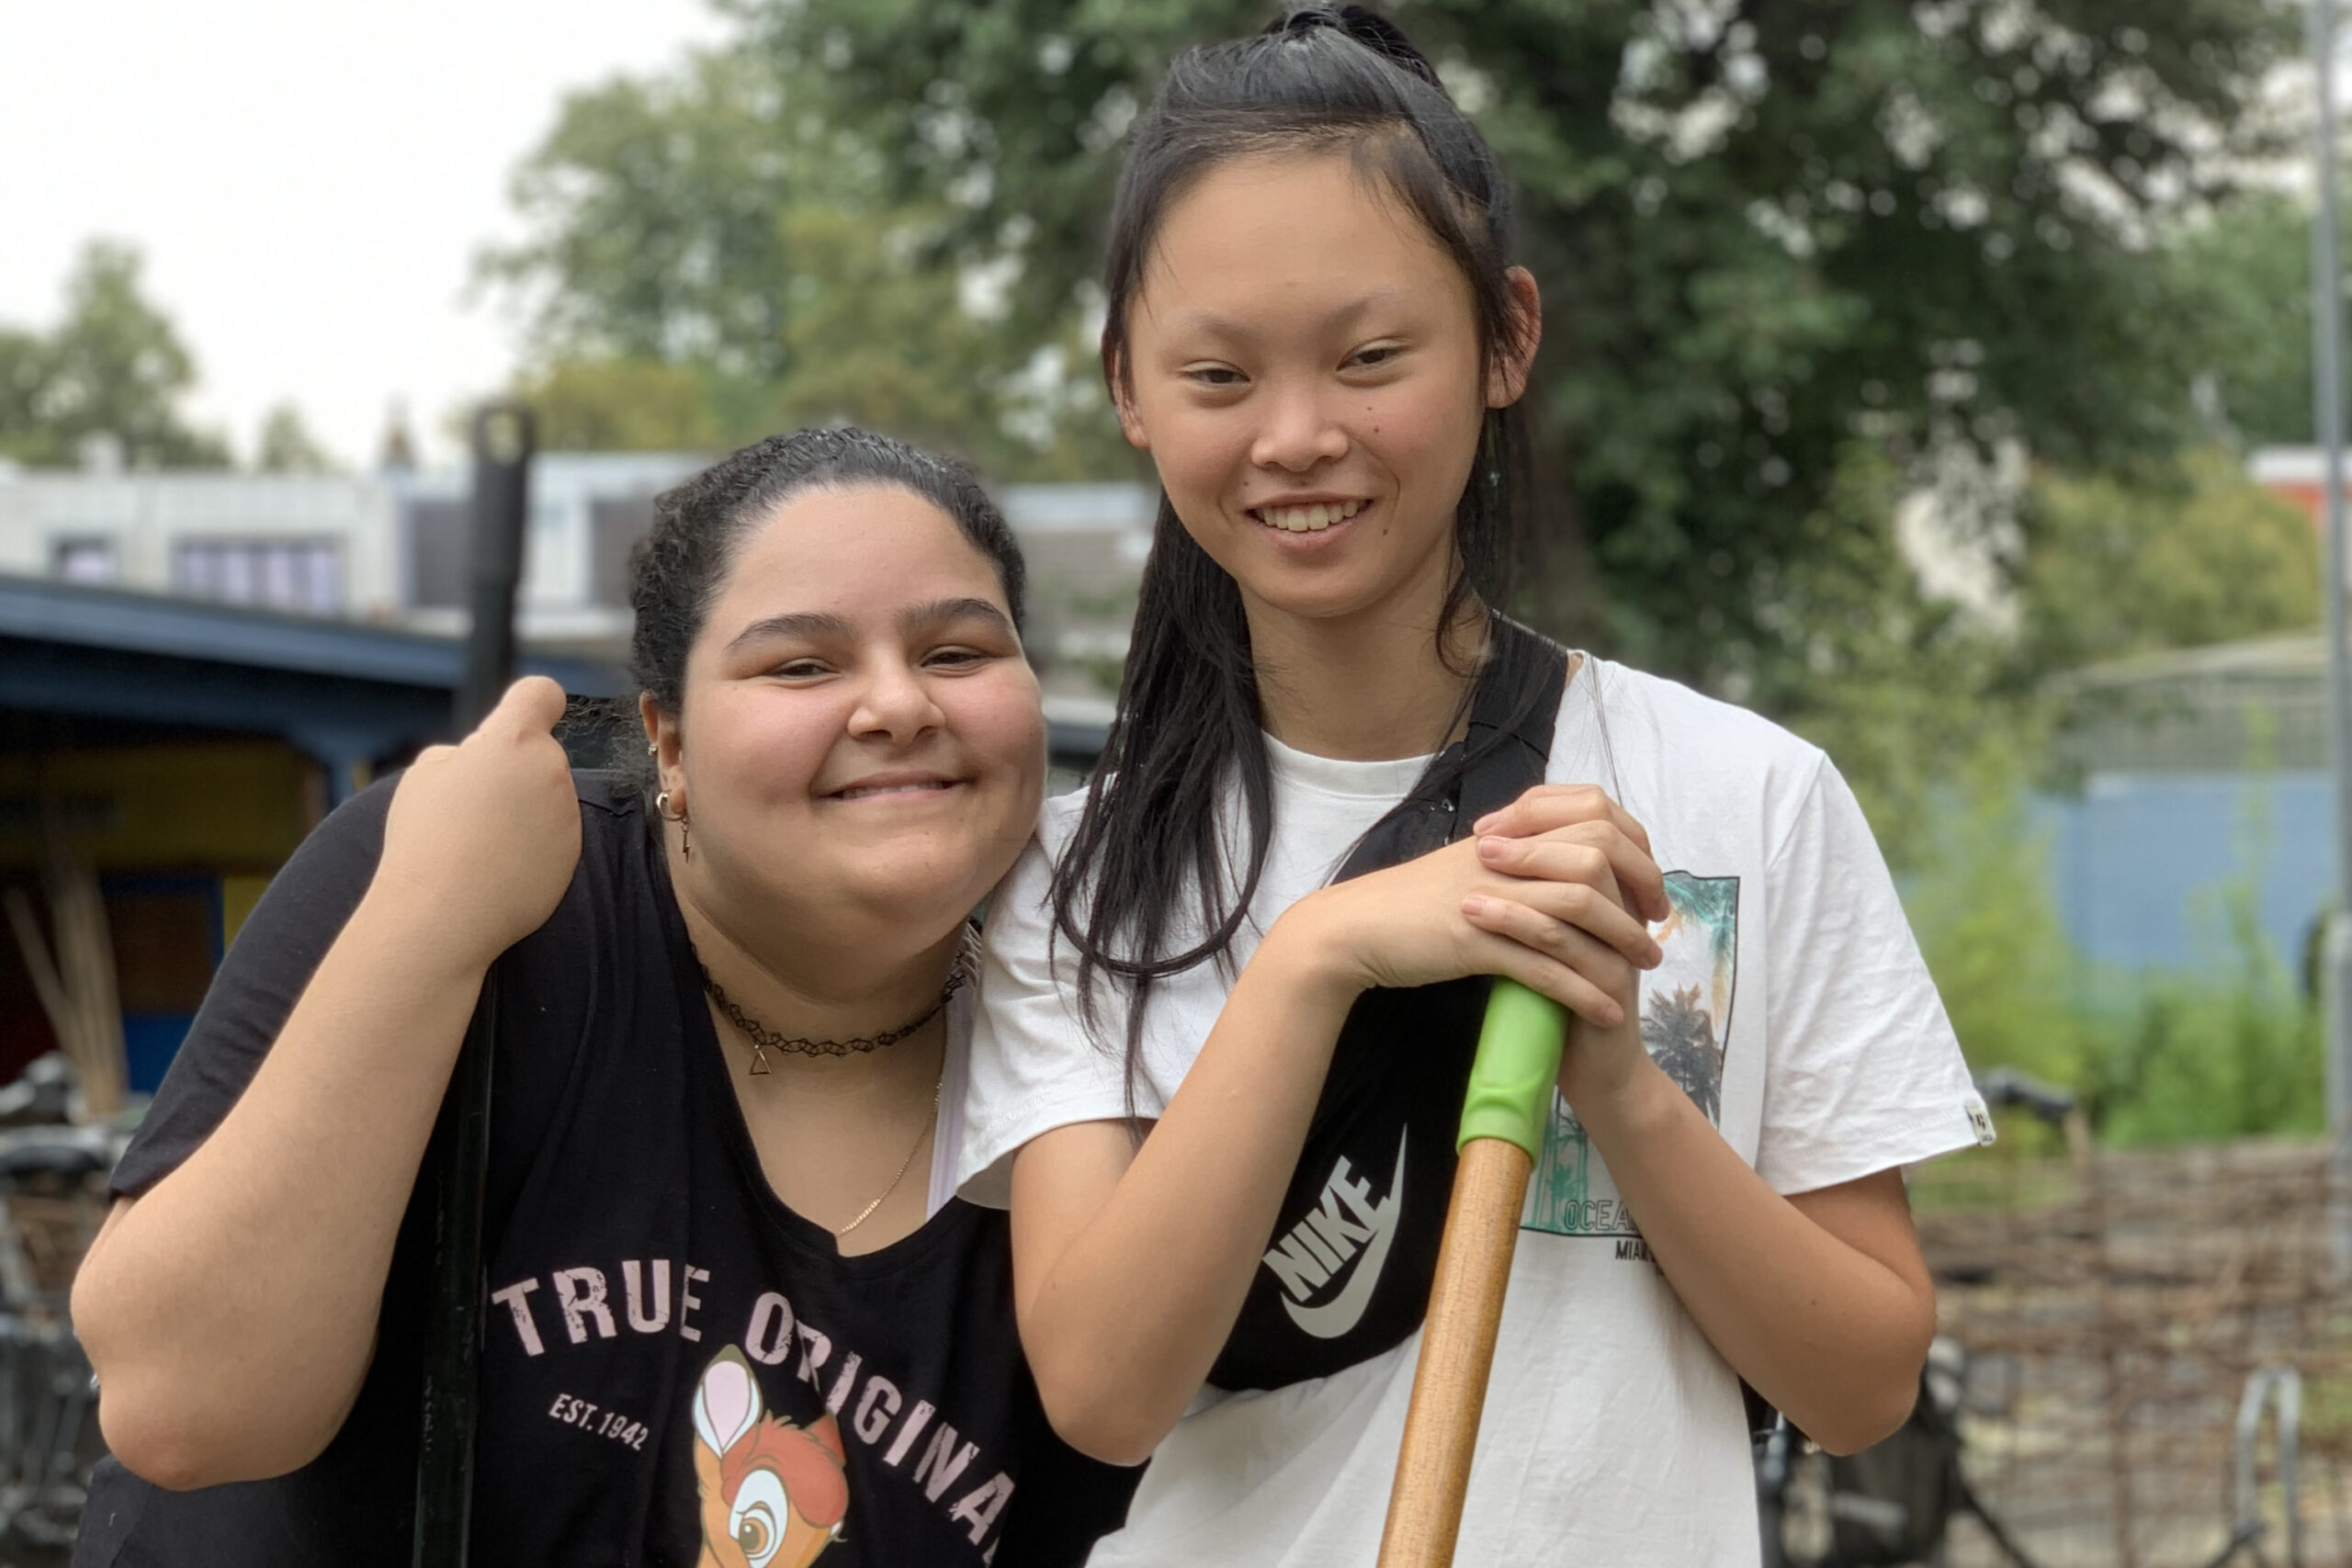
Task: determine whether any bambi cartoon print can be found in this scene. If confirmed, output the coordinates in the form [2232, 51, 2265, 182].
[691, 1346, 850, 1568]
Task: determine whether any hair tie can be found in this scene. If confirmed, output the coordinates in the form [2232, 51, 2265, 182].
[1268, 5, 1445, 92]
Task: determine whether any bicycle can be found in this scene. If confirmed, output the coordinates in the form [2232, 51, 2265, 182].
[0, 1054, 126, 1564]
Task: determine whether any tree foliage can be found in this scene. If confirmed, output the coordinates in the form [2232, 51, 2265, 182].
[1744, 444, 2009, 865]
[481, 49, 1128, 476]
[2018, 446, 2320, 677]
[729, 0, 2294, 690]
[254, 401, 339, 473]
[2164, 188, 2327, 450]
[517, 357, 729, 453]
[486, 0, 2315, 845]
[0, 240, 228, 468]
[485, 52, 808, 378]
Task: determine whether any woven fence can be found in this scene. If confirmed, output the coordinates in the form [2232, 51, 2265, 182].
[1913, 1139, 2351, 1567]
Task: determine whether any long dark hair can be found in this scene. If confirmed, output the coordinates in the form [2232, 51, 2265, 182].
[1051, 6, 1539, 1075]
[616, 425, 1025, 792]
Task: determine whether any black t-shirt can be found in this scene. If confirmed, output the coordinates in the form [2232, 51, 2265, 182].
[74, 773, 1135, 1568]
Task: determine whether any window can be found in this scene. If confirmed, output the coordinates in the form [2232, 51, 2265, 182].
[171, 540, 342, 615]
[51, 538, 117, 585]
[591, 493, 658, 606]
[405, 499, 468, 609]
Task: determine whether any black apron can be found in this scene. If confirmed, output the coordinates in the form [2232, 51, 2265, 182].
[1207, 619, 1569, 1393]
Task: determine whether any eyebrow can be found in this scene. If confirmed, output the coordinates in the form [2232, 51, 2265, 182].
[723, 597, 1014, 654]
[901, 597, 1017, 637]
[1159, 288, 1417, 346]
[725, 611, 852, 652]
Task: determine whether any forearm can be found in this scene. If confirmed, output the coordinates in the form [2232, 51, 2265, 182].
[1015, 933, 1355, 1464]
[1574, 1063, 1935, 1453]
[73, 886, 488, 1486]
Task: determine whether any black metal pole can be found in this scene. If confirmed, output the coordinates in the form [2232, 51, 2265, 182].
[413, 402, 533, 1568]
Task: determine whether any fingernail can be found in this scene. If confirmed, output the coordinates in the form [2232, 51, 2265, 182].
[1462, 895, 1489, 917]
[1646, 942, 1664, 967]
[1473, 811, 1498, 833]
[1477, 835, 1507, 857]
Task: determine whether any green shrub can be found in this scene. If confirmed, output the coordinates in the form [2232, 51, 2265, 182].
[2084, 878, 2324, 1145]
[1905, 743, 2098, 1094]
[1902, 745, 2324, 1147]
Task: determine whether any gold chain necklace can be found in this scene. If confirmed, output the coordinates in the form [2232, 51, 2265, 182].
[835, 1077, 942, 1240]
[694, 930, 975, 1236]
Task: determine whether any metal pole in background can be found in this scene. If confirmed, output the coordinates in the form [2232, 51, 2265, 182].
[2312, 0, 2352, 1282]
[453, 406, 534, 728]
[413, 402, 534, 1567]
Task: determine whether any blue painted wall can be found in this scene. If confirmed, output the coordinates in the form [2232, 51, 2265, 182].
[2036, 771, 2335, 976]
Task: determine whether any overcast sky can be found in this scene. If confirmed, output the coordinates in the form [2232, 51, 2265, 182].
[0, 0, 728, 468]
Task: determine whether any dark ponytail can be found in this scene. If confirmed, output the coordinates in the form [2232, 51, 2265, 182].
[1052, 6, 1537, 1078]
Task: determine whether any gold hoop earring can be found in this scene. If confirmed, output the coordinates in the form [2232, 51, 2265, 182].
[655, 789, 692, 861]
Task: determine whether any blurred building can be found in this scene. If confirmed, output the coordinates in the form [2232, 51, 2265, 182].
[0, 574, 618, 1094]
[0, 453, 1150, 682]
[2004, 447, 2341, 983]
[0, 450, 705, 649]
[2043, 633, 2333, 979]
[2249, 446, 2350, 529]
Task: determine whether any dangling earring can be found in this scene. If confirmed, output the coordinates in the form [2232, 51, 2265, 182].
[656, 789, 692, 861]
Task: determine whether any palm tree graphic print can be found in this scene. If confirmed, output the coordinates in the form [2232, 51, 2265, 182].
[1522, 872, 1739, 1238]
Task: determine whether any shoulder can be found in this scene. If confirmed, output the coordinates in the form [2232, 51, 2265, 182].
[986, 782, 1091, 936]
[1035, 782, 1091, 862]
[1560, 657, 1833, 856]
[567, 768, 648, 868]
[319, 765, 638, 864]
[497, 770, 650, 976]
[570, 766, 643, 827]
[1569, 657, 1826, 773]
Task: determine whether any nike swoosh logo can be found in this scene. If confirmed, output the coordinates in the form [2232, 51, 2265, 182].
[1282, 1130, 1408, 1340]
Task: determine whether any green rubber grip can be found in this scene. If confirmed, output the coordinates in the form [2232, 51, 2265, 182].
[1456, 979, 1568, 1156]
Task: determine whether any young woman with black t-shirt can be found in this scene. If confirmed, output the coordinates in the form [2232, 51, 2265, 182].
[70, 429, 1136, 1567]
[956, 9, 1989, 1565]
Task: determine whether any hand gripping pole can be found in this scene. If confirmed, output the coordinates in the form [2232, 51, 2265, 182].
[413, 402, 533, 1568]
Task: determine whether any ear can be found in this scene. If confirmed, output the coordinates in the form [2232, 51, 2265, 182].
[1485, 266, 1544, 410]
[693, 1346, 764, 1458]
[1102, 337, 1151, 452]
[641, 694, 682, 792]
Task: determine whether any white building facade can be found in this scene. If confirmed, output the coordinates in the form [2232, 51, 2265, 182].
[0, 456, 1153, 679]
[0, 465, 403, 621]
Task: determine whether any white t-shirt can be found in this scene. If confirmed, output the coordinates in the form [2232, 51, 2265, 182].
[960, 656, 1990, 1567]
[923, 976, 976, 1219]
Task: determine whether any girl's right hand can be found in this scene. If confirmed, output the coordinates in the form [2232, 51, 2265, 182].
[373, 676, 582, 967]
[1273, 784, 1666, 1028]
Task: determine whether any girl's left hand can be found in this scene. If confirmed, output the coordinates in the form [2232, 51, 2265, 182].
[1463, 784, 1667, 1113]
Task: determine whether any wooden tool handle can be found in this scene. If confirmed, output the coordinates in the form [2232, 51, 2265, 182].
[1374, 1134, 1535, 1568]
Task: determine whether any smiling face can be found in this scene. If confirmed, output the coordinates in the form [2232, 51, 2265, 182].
[656, 484, 1043, 954]
[1114, 149, 1531, 637]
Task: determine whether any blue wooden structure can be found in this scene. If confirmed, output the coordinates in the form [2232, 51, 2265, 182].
[1, 574, 619, 803]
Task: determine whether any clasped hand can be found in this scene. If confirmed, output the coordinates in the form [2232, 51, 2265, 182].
[1283, 783, 1668, 1111]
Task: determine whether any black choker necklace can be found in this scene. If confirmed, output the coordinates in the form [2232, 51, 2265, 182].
[699, 937, 975, 1075]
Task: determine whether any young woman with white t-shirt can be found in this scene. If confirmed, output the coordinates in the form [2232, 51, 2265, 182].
[958, 8, 1993, 1565]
